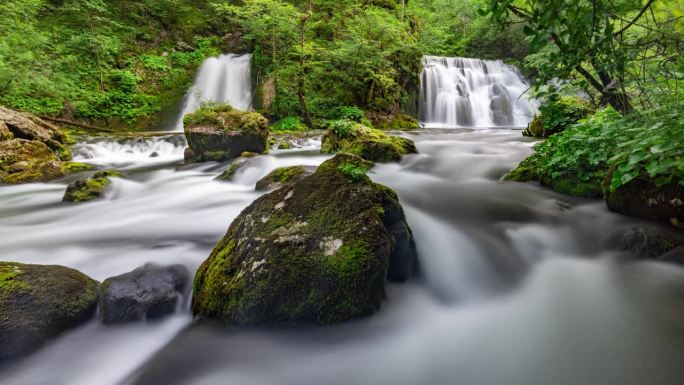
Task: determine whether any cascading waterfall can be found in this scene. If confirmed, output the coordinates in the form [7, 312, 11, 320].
[419, 56, 536, 128]
[172, 53, 253, 131]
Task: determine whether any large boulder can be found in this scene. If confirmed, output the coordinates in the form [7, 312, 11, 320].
[0, 262, 99, 361]
[99, 264, 190, 324]
[183, 104, 269, 163]
[255, 165, 316, 191]
[604, 171, 684, 229]
[0, 106, 72, 184]
[63, 170, 121, 202]
[322, 121, 417, 162]
[192, 153, 418, 326]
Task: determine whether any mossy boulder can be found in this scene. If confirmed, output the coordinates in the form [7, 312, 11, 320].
[604, 170, 684, 228]
[0, 262, 99, 361]
[0, 139, 68, 184]
[63, 170, 121, 202]
[523, 96, 593, 138]
[192, 154, 418, 326]
[183, 104, 270, 163]
[321, 122, 417, 162]
[522, 115, 544, 137]
[214, 158, 248, 182]
[0, 106, 72, 184]
[255, 165, 316, 191]
[100, 264, 190, 324]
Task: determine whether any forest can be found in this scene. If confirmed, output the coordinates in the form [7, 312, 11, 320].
[1, 1, 684, 384]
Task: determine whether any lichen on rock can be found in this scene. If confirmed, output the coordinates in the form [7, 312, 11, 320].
[192, 153, 418, 326]
[183, 104, 270, 163]
[0, 262, 99, 361]
[321, 121, 417, 162]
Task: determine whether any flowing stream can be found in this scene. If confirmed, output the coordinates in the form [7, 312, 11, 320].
[420, 56, 537, 128]
[1, 129, 683, 385]
[172, 53, 253, 130]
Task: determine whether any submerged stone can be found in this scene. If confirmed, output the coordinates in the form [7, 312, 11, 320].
[183, 104, 269, 163]
[0, 262, 99, 361]
[100, 264, 190, 324]
[321, 122, 417, 162]
[192, 154, 418, 326]
[617, 226, 684, 262]
[63, 170, 121, 202]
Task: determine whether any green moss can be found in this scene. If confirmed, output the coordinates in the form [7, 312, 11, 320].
[372, 112, 419, 130]
[65, 162, 97, 172]
[504, 156, 541, 182]
[63, 170, 120, 202]
[321, 123, 417, 162]
[193, 154, 415, 326]
[0, 262, 99, 361]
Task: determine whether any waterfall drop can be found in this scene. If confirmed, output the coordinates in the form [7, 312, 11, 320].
[419, 56, 536, 128]
[172, 53, 253, 131]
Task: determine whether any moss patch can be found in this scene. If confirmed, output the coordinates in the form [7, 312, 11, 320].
[255, 165, 315, 191]
[0, 262, 99, 361]
[63, 170, 121, 202]
[321, 122, 417, 162]
[192, 154, 417, 326]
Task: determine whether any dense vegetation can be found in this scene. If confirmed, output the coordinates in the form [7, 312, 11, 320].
[0, 0, 525, 129]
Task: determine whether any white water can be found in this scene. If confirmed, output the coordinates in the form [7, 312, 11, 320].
[172, 54, 253, 131]
[420, 56, 537, 128]
[1, 131, 683, 385]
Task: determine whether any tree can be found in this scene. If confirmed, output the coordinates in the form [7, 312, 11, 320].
[483, 0, 660, 114]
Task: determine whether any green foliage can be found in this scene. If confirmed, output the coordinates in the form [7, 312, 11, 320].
[338, 163, 370, 181]
[329, 120, 359, 139]
[532, 96, 593, 136]
[519, 102, 684, 196]
[0, 0, 223, 127]
[272, 116, 307, 132]
[325, 106, 366, 123]
[608, 106, 684, 190]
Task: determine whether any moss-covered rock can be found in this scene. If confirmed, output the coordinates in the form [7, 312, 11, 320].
[192, 154, 418, 326]
[523, 96, 593, 138]
[522, 115, 544, 137]
[183, 104, 270, 163]
[0, 139, 68, 184]
[504, 155, 603, 198]
[63, 170, 121, 202]
[0, 106, 73, 184]
[214, 158, 248, 182]
[321, 122, 417, 162]
[255, 165, 316, 191]
[371, 112, 420, 130]
[0, 262, 99, 361]
[604, 170, 684, 228]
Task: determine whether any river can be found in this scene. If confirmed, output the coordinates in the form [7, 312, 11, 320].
[0, 128, 683, 385]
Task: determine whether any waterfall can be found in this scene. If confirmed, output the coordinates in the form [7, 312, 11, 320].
[172, 53, 253, 131]
[419, 56, 536, 128]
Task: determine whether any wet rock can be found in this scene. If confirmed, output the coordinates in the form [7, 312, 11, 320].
[0, 262, 99, 361]
[617, 226, 684, 261]
[604, 170, 684, 228]
[63, 170, 121, 202]
[183, 104, 269, 163]
[100, 264, 190, 324]
[255, 165, 316, 191]
[321, 122, 417, 162]
[0, 106, 72, 184]
[214, 158, 248, 182]
[192, 154, 418, 326]
[149, 151, 159, 158]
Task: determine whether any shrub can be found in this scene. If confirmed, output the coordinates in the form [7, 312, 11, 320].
[272, 116, 307, 132]
[525, 95, 593, 137]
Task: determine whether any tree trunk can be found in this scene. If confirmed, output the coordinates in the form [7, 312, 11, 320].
[297, 0, 314, 127]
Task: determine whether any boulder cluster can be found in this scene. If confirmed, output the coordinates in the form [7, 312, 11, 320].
[0, 106, 72, 184]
